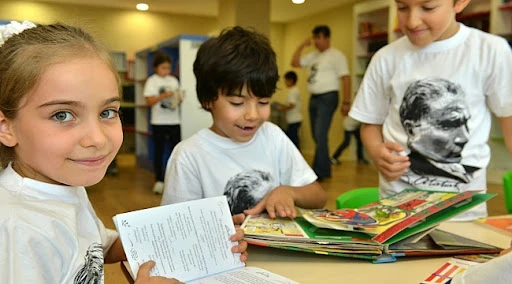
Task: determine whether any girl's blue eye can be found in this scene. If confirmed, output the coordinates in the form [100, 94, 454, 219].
[52, 111, 73, 122]
[100, 109, 118, 119]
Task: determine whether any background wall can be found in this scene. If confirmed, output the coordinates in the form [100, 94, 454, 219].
[0, 0, 358, 160]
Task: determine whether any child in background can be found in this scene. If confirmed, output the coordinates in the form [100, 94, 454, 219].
[330, 116, 368, 165]
[161, 26, 326, 218]
[144, 51, 183, 194]
[349, 0, 512, 221]
[277, 71, 302, 150]
[0, 21, 246, 283]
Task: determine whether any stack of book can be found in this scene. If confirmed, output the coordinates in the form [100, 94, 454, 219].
[241, 189, 503, 263]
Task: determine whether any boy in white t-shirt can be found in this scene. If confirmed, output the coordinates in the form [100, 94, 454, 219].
[277, 71, 303, 150]
[349, 0, 512, 221]
[161, 27, 326, 218]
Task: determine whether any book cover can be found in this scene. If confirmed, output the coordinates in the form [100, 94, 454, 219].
[114, 196, 298, 283]
[300, 189, 493, 243]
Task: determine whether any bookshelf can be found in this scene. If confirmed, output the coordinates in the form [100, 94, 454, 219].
[352, 0, 397, 94]
[110, 51, 136, 153]
[134, 35, 210, 171]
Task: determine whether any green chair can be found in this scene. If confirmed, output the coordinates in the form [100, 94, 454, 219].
[335, 187, 380, 209]
[503, 170, 512, 214]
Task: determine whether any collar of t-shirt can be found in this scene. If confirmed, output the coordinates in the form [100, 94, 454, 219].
[407, 23, 470, 53]
[2, 163, 83, 203]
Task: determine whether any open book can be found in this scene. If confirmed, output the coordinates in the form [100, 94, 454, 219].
[242, 189, 501, 263]
[113, 196, 298, 283]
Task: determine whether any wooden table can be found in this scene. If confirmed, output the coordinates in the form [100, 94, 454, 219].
[245, 221, 512, 284]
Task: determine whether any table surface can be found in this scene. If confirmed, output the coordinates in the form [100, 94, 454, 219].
[245, 221, 512, 284]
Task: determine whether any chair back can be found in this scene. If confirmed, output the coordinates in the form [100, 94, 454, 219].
[335, 187, 380, 209]
[503, 171, 512, 214]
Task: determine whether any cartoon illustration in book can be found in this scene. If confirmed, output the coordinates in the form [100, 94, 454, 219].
[301, 190, 463, 234]
[242, 214, 307, 238]
[323, 209, 378, 226]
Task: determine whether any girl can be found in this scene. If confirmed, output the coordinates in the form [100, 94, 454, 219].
[0, 21, 246, 284]
[143, 51, 183, 194]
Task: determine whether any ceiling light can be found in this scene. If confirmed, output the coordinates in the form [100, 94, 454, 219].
[292, 0, 305, 4]
[136, 3, 149, 11]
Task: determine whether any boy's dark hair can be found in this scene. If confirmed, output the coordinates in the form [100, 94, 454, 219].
[193, 26, 279, 111]
[312, 25, 331, 37]
[152, 51, 171, 68]
[284, 71, 298, 84]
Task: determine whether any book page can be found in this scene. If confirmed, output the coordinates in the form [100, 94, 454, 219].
[114, 196, 244, 282]
[189, 266, 299, 284]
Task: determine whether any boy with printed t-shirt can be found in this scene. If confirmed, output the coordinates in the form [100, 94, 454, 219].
[161, 27, 326, 218]
[349, 0, 512, 221]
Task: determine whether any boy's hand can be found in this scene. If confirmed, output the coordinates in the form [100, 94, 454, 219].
[370, 142, 410, 181]
[134, 261, 183, 284]
[302, 38, 312, 47]
[243, 186, 296, 219]
[230, 227, 248, 262]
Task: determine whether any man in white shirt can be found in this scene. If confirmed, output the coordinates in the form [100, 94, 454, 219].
[291, 25, 350, 181]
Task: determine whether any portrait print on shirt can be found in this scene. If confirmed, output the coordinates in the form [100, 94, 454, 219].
[399, 78, 480, 189]
[223, 169, 274, 214]
[74, 242, 104, 284]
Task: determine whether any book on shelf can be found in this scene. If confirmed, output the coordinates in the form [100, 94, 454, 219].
[241, 189, 502, 263]
[113, 196, 297, 284]
[421, 254, 498, 284]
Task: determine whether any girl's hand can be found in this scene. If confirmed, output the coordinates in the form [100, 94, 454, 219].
[134, 261, 183, 284]
[370, 142, 410, 181]
[230, 227, 248, 262]
[244, 186, 296, 219]
[230, 213, 248, 262]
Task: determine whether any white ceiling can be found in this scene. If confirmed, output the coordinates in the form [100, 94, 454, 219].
[30, 0, 357, 23]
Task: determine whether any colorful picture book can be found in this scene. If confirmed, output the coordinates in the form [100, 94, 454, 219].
[300, 189, 489, 243]
[421, 254, 497, 284]
[241, 189, 501, 263]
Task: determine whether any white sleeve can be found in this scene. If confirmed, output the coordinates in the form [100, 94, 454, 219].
[161, 143, 204, 206]
[143, 76, 159, 97]
[451, 253, 512, 284]
[0, 218, 70, 283]
[486, 38, 512, 117]
[349, 50, 391, 124]
[335, 51, 350, 78]
[270, 124, 317, 186]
